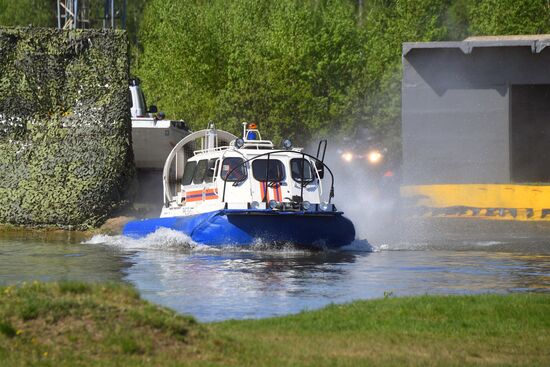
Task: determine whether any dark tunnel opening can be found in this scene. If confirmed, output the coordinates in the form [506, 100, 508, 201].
[510, 84, 550, 183]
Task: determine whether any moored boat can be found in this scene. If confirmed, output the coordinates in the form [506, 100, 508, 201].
[123, 123, 355, 248]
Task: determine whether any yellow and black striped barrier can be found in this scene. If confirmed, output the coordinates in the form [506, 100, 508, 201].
[400, 184, 550, 221]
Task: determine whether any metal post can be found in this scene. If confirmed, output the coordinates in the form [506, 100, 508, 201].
[103, 0, 107, 28]
[264, 154, 270, 202]
[57, 0, 61, 28]
[300, 154, 305, 205]
[111, 0, 114, 28]
[73, 0, 78, 29]
[121, 0, 127, 29]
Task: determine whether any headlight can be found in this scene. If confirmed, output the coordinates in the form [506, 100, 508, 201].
[268, 200, 278, 209]
[282, 139, 292, 150]
[341, 152, 353, 162]
[302, 201, 311, 210]
[319, 201, 330, 211]
[235, 138, 245, 148]
[250, 201, 260, 209]
[367, 150, 382, 164]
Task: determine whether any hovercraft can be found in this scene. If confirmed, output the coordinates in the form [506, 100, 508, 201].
[123, 123, 355, 248]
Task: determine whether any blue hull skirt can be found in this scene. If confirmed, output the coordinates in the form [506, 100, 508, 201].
[122, 209, 355, 249]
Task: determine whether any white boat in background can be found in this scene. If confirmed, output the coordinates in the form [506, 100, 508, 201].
[129, 79, 190, 170]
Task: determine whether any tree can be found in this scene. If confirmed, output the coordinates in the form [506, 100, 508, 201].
[468, 0, 550, 35]
[3, 0, 549, 152]
[0, 0, 55, 27]
[137, 0, 368, 144]
[361, 0, 449, 155]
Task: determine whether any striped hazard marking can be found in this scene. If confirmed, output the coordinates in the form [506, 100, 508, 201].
[185, 188, 218, 202]
[259, 182, 283, 202]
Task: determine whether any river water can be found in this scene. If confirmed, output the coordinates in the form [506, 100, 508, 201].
[1, 219, 549, 322]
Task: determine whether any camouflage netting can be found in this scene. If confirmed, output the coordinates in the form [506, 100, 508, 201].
[0, 27, 134, 229]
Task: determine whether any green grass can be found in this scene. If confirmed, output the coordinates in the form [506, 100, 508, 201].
[0, 282, 549, 366]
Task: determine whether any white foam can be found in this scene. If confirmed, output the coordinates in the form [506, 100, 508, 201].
[370, 241, 432, 251]
[84, 226, 373, 255]
[83, 228, 299, 253]
[469, 241, 505, 247]
[84, 227, 198, 251]
[341, 239, 376, 252]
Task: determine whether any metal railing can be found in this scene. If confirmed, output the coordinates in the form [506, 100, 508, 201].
[221, 150, 335, 205]
[193, 145, 230, 155]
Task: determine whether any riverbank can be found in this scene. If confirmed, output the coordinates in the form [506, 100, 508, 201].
[1, 282, 548, 366]
[0, 216, 134, 242]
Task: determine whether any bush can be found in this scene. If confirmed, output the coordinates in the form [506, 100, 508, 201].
[0, 28, 133, 228]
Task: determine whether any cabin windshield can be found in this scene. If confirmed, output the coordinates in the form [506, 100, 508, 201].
[182, 161, 197, 185]
[221, 157, 247, 181]
[290, 158, 315, 183]
[204, 158, 218, 183]
[252, 159, 285, 182]
[192, 160, 208, 184]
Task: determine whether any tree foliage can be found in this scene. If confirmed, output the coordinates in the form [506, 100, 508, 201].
[0, 0, 54, 27]
[136, 0, 368, 144]
[1, 0, 548, 149]
[134, 0, 455, 148]
[468, 0, 550, 36]
[361, 0, 450, 151]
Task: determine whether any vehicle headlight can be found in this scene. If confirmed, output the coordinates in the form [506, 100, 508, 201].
[367, 150, 382, 164]
[268, 200, 278, 209]
[235, 138, 245, 148]
[319, 201, 330, 211]
[282, 139, 292, 150]
[302, 201, 311, 210]
[250, 201, 260, 209]
[341, 152, 353, 162]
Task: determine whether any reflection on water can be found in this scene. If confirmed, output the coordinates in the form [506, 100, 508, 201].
[0, 231, 127, 284]
[0, 227, 549, 322]
[122, 247, 550, 321]
[126, 250, 362, 321]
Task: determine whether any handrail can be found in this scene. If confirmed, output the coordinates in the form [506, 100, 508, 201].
[193, 145, 230, 155]
[300, 153, 305, 203]
[221, 149, 335, 204]
[316, 139, 327, 162]
[211, 158, 220, 195]
[264, 153, 270, 202]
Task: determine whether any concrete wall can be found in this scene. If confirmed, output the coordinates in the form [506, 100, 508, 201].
[402, 43, 550, 185]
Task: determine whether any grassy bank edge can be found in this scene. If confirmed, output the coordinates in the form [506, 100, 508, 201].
[0, 281, 549, 366]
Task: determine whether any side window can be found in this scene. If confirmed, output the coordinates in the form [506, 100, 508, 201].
[290, 158, 315, 183]
[182, 161, 197, 186]
[221, 157, 247, 181]
[252, 159, 285, 182]
[204, 158, 218, 183]
[193, 159, 208, 184]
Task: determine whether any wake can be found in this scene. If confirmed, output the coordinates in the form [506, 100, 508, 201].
[84, 227, 375, 253]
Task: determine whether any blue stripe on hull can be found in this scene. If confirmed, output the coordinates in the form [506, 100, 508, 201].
[122, 210, 355, 249]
